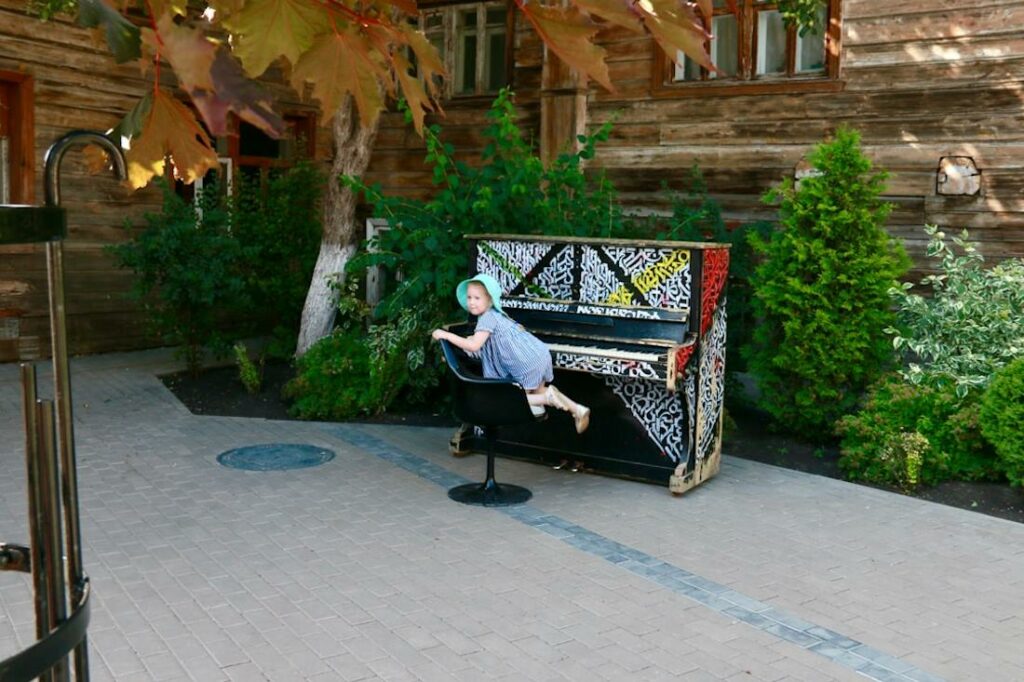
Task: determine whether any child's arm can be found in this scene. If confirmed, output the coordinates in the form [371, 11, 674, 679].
[432, 328, 490, 353]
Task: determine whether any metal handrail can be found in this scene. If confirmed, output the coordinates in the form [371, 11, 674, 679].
[0, 130, 126, 682]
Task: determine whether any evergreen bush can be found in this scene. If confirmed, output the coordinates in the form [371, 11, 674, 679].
[980, 357, 1024, 486]
[746, 126, 910, 439]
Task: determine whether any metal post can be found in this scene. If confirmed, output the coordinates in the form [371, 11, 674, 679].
[36, 399, 69, 682]
[21, 363, 54, 682]
[42, 129, 125, 682]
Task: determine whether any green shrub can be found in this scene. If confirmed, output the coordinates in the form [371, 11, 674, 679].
[661, 167, 772, 374]
[888, 226, 1024, 397]
[292, 89, 626, 418]
[233, 342, 264, 394]
[746, 126, 910, 439]
[836, 374, 999, 487]
[284, 280, 445, 420]
[109, 182, 246, 375]
[348, 89, 627, 320]
[231, 161, 323, 357]
[980, 357, 1024, 486]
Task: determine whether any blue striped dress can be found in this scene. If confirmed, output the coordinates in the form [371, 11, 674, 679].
[474, 309, 553, 390]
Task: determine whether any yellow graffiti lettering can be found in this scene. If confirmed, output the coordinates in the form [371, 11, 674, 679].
[603, 249, 689, 306]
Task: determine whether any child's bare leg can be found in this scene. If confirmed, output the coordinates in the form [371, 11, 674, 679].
[526, 387, 547, 417]
[542, 383, 591, 434]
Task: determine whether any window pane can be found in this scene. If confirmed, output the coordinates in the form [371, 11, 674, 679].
[709, 14, 737, 78]
[456, 10, 478, 94]
[484, 5, 506, 91]
[486, 7, 505, 25]
[673, 50, 703, 81]
[756, 10, 787, 75]
[239, 121, 280, 157]
[486, 31, 506, 91]
[795, 5, 828, 73]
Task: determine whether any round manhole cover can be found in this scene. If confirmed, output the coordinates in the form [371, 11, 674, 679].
[217, 444, 335, 471]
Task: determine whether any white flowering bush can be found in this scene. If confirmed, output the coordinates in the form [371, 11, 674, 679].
[887, 226, 1024, 397]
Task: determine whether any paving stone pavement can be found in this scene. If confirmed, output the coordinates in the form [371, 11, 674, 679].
[2, 348, 1023, 681]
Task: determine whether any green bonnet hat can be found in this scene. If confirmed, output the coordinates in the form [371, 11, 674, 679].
[456, 274, 504, 315]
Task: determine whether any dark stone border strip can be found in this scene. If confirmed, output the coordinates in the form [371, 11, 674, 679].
[324, 424, 944, 682]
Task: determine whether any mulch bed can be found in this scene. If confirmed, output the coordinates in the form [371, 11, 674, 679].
[161, 362, 1024, 524]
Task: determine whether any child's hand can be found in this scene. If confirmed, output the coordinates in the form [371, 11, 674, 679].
[431, 329, 446, 341]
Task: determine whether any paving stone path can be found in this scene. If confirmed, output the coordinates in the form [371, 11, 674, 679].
[2, 349, 1022, 681]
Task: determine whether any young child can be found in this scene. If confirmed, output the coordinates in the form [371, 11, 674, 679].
[432, 274, 591, 435]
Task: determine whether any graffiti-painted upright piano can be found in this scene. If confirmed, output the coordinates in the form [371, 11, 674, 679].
[450, 234, 730, 494]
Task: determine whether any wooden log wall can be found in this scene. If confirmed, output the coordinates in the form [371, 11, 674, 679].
[368, 0, 1024, 283]
[0, 0, 330, 361]
[582, 0, 1024, 277]
[3, 0, 1021, 359]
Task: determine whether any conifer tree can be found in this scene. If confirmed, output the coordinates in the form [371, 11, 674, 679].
[746, 127, 910, 439]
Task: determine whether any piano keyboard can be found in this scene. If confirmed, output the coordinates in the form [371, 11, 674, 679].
[546, 342, 663, 364]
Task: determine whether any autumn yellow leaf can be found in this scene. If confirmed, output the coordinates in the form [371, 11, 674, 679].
[290, 30, 388, 127]
[146, 15, 216, 93]
[399, 22, 446, 88]
[518, 3, 612, 92]
[572, 0, 643, 32]
[233, 0, 330, 76]
[641, 0, 712, 71]
[148, 0, 187, 20]
[150, 14, 283, 138]
[393, 52, 434, 135]
[125, 89, 219, 188]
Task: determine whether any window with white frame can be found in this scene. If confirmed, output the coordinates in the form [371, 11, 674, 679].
[421, 2, 509, 98]
[665, 0, 838, 90]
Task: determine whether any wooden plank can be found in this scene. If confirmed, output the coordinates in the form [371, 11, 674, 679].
[846, 0, 1024, 21]
[845, 4, 1024, 46]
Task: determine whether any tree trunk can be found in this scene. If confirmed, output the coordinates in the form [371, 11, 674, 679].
[296, 96, 380, 357]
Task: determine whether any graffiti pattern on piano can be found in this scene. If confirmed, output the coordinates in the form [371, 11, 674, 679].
[696, 299, 727, 461]
[604, 376, 686, 463]
[501, 297, 663, 320]
[553, 353, 661, 381]
[533, 244, 575, 299]
[580, 248, 624, 304]
[477, 240, 554, 297]
[600, 246, 691, 309]
[684, 372, 696, 460]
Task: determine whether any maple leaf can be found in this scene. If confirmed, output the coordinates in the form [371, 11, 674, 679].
[393, 52, 433, 135]
[290, 30, 388, 127]
[198, 51, 285, 137]
[639, 0, 713, 71]
[125, 89, 219, 188]
[518, 3, 612, 91]
[149, 15, 284, 138]
[78, 0, 140, 63]
[147, 0, 187, 20]
[399, 23, 446, 87]
[572, 0, 643, 32]
[233, 0, 330, 76]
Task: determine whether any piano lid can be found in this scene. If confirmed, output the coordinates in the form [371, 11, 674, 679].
[469, 233, 732, 251]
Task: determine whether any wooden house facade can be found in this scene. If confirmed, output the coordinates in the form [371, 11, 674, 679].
[370, 0, 1024, 271]
[2, 0, 1023, 359]
[0, 0, 330, 361]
